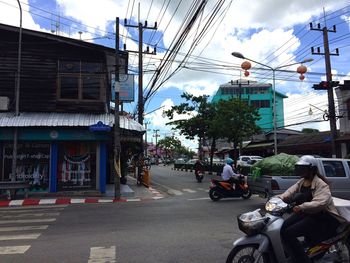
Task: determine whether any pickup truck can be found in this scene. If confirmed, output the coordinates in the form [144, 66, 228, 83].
[248, 157, 350, 200]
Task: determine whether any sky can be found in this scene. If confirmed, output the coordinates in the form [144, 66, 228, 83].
[1, 0, 350, 150]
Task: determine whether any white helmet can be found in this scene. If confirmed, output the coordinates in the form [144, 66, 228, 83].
[296, 155, 318, 167]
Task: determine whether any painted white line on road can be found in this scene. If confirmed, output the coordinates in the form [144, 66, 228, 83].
[126, 198, 141, 202]
[9, 200, 24, 206]
[39, 199, 56, 205]
[88, 246, 116, 263]
[182, 189, 197, 193]
[167, 189, 183, 196]
[197, 188, 206, 191]
[0, 225, 49, 232]
[0, 245, 31, 255]
[70, 199, 85, 204]
[0, 218, 56, 224]
[0, 212, 60, 219]
[0, 233, 41, 241]
[187, 197, 211, 201]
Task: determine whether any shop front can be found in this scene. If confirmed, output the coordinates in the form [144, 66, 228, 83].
[0, 112, 145, 194]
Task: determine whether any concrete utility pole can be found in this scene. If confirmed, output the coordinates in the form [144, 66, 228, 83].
[153, 129, 160, 163]
[310, 22, 340, 157]
[11, 0, 23, 182]
[114, 17, 121, 199]
[124, 7, 157, 179]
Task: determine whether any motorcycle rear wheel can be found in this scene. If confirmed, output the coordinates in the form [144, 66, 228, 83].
[226, 245, 269, 263]
[241, 189, 252, 199]
[209, 188, 222, 201]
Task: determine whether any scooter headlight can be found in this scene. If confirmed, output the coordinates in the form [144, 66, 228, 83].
[265, 197, 287, 212]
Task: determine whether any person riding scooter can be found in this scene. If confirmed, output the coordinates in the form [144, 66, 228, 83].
[222, 158, 247, 188]
[277, 155, 346, 263]
[194, 160, 204, 182]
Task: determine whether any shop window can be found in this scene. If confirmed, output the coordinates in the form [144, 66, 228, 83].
[58, 60, 104, 101]
[251, 100, 270, 108]
[57, 142, 96, 191]
[2, 143, 50, 192]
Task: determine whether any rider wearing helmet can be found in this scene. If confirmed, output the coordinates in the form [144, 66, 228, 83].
[278, 155, 344, 263]
[222, 158, 248, 188]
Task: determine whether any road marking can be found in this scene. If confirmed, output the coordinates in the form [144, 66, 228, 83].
[152, 196, 164, 200]
[197, 187, 206, 191]
[88, 246, 116, 263]
[0, 208, 64, 214]
[167, 189, 183, 196]
[9, 200, 24, 206]
[0, 233, 41, 241]
[182, 189, 197, 193]
[0, 245, 30, 255]
[0, 218, 56, 224]
[0, 225, 49, 232]
[187, 197, 211, 201]
[98, 199, 113, 203]
[0, 212, 60, 218]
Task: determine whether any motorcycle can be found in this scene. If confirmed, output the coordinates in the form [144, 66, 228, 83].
[195, 170, 204, 183]
[209, 176, 251, 201]
[226, 197, 350, 263]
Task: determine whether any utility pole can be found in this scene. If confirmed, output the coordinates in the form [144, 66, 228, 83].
[124, 6, 157, 179]
[153, 129, 160, 164]
[11, 0, 22, 182]
[144, 121, 150, 157]
[114, 17, 121, 199]
[310, 21, 339, 157]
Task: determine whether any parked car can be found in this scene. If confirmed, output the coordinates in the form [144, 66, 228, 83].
[248, 157, 350, 200]
[175, 158, 187, 164]
[237, 156, 263, 167]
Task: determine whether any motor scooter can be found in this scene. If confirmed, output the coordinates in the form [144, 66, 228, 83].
[209, 177, 251, 201]
[226, 197, 350, 263]
[195, 170, 204, 183]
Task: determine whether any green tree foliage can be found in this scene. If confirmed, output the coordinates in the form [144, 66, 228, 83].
[157, 136, 182, 158]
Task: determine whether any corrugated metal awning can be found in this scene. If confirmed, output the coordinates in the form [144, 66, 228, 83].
[0, 112, 144, 132]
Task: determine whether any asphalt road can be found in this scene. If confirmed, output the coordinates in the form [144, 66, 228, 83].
[0, 165, 265, 263]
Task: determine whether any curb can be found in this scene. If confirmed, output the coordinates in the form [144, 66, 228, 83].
[0, 195, 165, 207]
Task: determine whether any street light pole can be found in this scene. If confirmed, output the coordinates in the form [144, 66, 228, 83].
[231, 52, 313, 155]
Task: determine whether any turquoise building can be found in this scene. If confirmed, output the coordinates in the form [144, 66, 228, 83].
[212, 80, 287, 132]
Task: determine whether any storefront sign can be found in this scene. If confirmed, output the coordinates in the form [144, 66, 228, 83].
[89, 121, 111, 132]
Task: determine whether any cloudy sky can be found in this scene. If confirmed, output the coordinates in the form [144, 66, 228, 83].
[1, 0, 350, 150]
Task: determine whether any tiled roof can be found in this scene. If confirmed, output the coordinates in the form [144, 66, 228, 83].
[0, 112, 144, 132]
[278, 131, 332, 147]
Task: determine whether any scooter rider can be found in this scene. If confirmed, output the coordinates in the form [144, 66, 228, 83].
[278, 155, 345, 263]
[222, 158, 248, 188]
[194, 159, 203, 176]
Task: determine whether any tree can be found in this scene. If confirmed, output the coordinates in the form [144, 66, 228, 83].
[157, 136, 182, 159]
[214, 98, 260, 162]
[302, 128, 319, 134]
[164, 92, 214, 161]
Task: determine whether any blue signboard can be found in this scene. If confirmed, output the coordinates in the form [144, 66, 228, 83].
[111, 74, 135, 102]
[89, 121, 112, 132]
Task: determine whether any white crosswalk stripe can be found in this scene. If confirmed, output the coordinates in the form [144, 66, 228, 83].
[182, 189, 197, 193]
[0, 206, 63, 255]
[167, 189, 183, 196]
[88, 246, 116, 263]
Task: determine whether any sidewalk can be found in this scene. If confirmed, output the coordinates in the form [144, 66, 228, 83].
[0, 176, 164, 207]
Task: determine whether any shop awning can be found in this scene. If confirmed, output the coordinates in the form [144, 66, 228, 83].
[0, 112, 144, 132]
[245, 142, 274, 149]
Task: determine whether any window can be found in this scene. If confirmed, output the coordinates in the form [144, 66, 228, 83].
[323, 161, 346, 177]
[251, 100, 270, 108]
[246, 87, 269, 94]
[58, 60, 104, 101]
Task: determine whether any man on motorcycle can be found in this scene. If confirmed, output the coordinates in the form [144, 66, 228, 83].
[222, 158, 248, 188]
[278, 155, 345, 263]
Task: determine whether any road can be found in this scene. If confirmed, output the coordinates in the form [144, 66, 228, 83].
[0, 165, 265, 263]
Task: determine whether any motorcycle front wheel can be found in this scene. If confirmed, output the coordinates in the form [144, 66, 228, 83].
[226, 245, 269, 263]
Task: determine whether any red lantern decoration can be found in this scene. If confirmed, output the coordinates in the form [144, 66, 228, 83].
[297, 65, 307, 74]
[299, 74, 305, 81]
[244, 70, 250, 77]
[241, 61, 251, 70]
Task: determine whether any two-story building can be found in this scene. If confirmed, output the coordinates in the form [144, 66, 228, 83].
[0, 23, 143, 194]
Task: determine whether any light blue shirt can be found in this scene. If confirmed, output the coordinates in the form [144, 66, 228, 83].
[221, 164, 237, 180]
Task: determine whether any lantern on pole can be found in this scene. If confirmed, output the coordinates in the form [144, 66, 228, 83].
[297, 65, 307, 81]
[241, 61, 251, 78]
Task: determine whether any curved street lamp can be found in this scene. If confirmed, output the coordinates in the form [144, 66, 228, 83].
[231, 52, 313, 155]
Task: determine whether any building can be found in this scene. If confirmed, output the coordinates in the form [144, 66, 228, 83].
[0, 23, 143, 194]
[212, 79, 287, 132]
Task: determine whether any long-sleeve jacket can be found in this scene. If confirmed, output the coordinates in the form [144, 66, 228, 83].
[277, 175, 345, 223]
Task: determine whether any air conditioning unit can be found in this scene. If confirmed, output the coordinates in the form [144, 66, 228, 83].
[0, 97, 9, 111]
